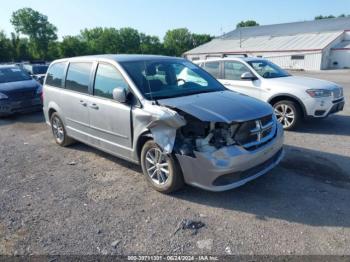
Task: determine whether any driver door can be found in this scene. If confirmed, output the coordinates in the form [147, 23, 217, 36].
[88, 62, 133, 158]
[218, 61, 261, 100]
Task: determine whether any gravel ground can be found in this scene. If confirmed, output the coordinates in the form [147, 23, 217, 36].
[0, 70, 349, 256]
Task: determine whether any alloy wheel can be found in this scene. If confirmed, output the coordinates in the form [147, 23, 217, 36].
[274, 104, 295, 128]
[52, 116, 65, 143]
[145, 148, 170, 185]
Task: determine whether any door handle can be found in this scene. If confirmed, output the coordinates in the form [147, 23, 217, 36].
[90, 103, 99, 110]
[80, 100, 87, 107]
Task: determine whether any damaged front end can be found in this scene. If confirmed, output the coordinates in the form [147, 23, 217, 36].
[171, 112, 284, 191]
[134, 91, 284, 192]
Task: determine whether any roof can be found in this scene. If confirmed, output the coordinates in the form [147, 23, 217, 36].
[222, 17, 350, 39]
[332, 40, 350, 50]
[185, 31, 343, 55]
[60, 54, 181, 63]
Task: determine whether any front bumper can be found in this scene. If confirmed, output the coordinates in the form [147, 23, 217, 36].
[305, 97, 345, 118]
[176, 123, 284, 192]
[0, 98, 42, 116]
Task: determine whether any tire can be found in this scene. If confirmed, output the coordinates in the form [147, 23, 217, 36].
[50, 112, 74, 146]
[141, 140, 184, 193]
[273, 100, 301, 130]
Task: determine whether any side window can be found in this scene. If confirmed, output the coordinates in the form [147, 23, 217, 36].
[65, 62, 92, 94]
[94, 63, 129, 99]
[45, 62, 66, 87]
[224, 61, 251, 80]
[203, 62, 220, 78]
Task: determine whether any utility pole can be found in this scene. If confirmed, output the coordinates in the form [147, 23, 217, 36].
[239, 29, 242, 48]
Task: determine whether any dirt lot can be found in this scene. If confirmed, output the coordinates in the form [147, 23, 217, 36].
[0, 70, 350, 256]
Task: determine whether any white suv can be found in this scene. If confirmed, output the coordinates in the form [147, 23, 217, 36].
[193, 57, 345, 130]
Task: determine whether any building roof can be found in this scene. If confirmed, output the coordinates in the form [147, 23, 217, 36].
[185, 17, 350, 56]
[332, 40, 350, 50]
[185, 31, 343, 55]
[222, 17, 350, 39]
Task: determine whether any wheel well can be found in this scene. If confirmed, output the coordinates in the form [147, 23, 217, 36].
[48, 108, 57, 120]
[269, 96, 306, 116]
[136, 133, 153, 160]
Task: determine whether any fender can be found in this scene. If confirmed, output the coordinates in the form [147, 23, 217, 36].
[46, 101, 65, 125]
[268, 93, 307, 117]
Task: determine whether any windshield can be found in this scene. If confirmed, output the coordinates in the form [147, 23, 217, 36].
[120, 59, 225, 100]
[32, 65, 49, 75]
[0, 67, 32, 83]
[247, 60, 290, 79]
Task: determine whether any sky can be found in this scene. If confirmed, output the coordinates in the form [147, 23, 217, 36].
[1, 0, 349, 39]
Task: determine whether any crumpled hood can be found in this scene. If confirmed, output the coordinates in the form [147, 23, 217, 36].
[0, 79, 39, 93]
[158, 90, 273, 123]
[268, 76, 339, 90]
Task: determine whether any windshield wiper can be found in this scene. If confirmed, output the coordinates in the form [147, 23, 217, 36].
[184, 89, 218, 96]
[154, 90, 218, 100]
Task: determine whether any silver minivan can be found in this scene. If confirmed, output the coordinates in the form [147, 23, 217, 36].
[43, 55, 284, 193]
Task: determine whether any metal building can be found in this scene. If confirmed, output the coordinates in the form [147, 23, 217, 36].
[184, 17, 350, 70]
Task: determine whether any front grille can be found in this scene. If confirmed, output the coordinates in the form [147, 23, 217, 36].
[234, 114, 276, 150]
[6, 90, 36, 101]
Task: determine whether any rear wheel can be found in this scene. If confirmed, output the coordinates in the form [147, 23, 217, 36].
[273, 100, 301, 130]
[50, 113, 74, 146]
[141, 140, 184, 193]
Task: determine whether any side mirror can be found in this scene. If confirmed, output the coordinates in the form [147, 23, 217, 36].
[241, 72, 257, 81]
[112, 88, 127, 103]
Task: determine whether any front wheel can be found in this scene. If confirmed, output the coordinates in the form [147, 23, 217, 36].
[141, 140, 184, 193]
[273, 100, 301, 130]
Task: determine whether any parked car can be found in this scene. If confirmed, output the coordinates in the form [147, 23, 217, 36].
[194, 57, 345, 130]
[23, 64, 49, 84]
[43, 55, 284, 193]
[0, 65, 43, 117]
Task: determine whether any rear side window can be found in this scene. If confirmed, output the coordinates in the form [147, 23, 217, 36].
[65, 62, 92, 94]
[203, 62, 220, 78]
[46, 62, 66, 87]
[94, 63, 128, 99]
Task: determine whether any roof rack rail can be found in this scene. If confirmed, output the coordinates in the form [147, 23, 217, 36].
[223, 53, 248, 58]
[205, 54, 225, 59]
[204, 53, 249, 60]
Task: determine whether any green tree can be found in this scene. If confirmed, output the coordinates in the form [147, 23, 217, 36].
[81, 27, 122, 54]
[315, 15, 336, 20]
[60, 36, 88, 57]
[192, 33, 213, 48]
[315, 14, 349, 20]
[118, 27, 140, 53]
[164, 28, 193, 56]
[0, 30, 13, 62]
[236, 20, 260, 28]
[140, 33, 164, 54]
[10, 33, 32, 61]
[11, 8, 57, 59]
[47, 41, 61, 60]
